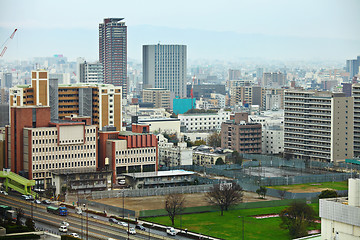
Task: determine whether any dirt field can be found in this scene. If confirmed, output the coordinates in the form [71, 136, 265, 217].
[267, 181, 348, 193]
[92, 192, 279, 211]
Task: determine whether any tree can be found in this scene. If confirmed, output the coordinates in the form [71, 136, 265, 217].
[165, 193, 186, 226]
[279, 201, 316, 238]
[205, 181, 243, 216]
[16, 208, 24, 225]
[25, 217, 35, 231]
[193, 139, 206, 146]
[215, 157, 224, 165]
[207, 131, 221, 148]
[228, 151, 242, 165]
[256, 186, 267, 199]
[318, 189, 338, 199]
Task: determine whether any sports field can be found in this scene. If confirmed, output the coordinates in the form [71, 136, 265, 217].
[146, 203, 320, 240]
[267, 181, 348, 193]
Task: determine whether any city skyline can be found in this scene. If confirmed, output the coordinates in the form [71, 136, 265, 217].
[0, 0, 360, 62]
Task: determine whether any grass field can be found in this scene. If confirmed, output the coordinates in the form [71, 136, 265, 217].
[145, 203, 320, 240]
[267, 181, 348, 192]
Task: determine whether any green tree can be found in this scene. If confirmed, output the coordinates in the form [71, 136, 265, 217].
[193, 139, 206, 146]
[256, 186, 267, 199]
[207, 131, 221, 148]
[215, 157, 225, 165]
[205, 181, 243, 216]
[318, 189, 338, 199]
[228, 151, 242, 165]
[165, 193, 186, 226]
[279, 201, 316, 238]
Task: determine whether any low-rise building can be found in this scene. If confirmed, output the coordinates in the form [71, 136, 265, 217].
[158, 134, 192, 167]
[139, 118, 181, 135]
[123, 170, 195, 189]
[320, 178, 360, 240]
[192, 145, 232, 166]
[178, 109, 231, 132]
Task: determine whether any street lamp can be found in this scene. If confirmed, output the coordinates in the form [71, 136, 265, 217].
[238, 216, 244, 240]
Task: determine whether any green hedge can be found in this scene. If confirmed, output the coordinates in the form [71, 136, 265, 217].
[0, 234, 40, 240]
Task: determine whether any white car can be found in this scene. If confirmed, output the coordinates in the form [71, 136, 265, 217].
[61, 221, 69, 227]
[166, 227, 177, 236]
[119, 221, 128, 227]
[70, 233, 80, 238]
[59, 225, 67, 233]
[127, 227, 136, 235]
[0, 191, 8, 195]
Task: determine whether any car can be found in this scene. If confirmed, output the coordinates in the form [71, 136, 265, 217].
[166, 227, 177, 236]
[135, 224, 146, 231]
[119, 221, 128, 227]
[42, 200, 51, 205]
[34, 199, 41, 204]
[75, 207, 82, 215]
[90, 215, 98, 219]
[109, 218, 118, 224]
[21, 195, 30, 201]
[70, 233, 80, 238]
[59, 225, 67, 233]
[127, 227, 136, 235]
[61, 221, 69, 227]
[0, 191, 8, 195]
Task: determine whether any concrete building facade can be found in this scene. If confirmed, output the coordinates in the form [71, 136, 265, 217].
[352, 83, 360, 157]
[9, 70, 122, 131]
[142, 88, 171, 110]
[284, 90, 353, 162]
[99, 18, 127, 98]
[143, 44, 187, 98]
[220, 113, 262, 154]
[178, 110, 231, 132]
[79, 61, 104, 84]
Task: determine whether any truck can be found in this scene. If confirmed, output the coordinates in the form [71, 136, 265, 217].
[47, 206, 67, 216]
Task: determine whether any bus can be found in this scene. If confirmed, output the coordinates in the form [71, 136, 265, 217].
[47, 206, 67, 216]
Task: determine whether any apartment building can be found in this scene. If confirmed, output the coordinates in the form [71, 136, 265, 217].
[5, 106, 97, 188]
[9, 70, 122, 130]
[142, 88, 171, 110]
[230, 86, 262, 107]
[178, 109, 231, 132]
[262, 125, 284, 154]
[262, 88, 284, 110]
[352, 84, 360, 157]
[158, 137, 192, 167]
[262, 72, 286, 88]
[220, 113, 262, 154]
[284, 90, 353, 162]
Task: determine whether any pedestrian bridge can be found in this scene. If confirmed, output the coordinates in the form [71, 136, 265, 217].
[0, 170, 36, 197]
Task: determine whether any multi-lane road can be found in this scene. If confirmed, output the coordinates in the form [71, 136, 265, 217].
[0, 194, 195, 240]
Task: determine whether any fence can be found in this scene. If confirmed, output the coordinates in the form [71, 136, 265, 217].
[79, 198, 136, 217]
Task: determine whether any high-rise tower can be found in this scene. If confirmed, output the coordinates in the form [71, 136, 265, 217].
[99, 18, 127, 98]
[143, 44, 187, 98]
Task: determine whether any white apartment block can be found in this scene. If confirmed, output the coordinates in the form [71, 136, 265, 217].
[25, 124, 97, 187]
[284, 90, 354, 162]
[320, 178, 360, 240]
[79, 61, 104, 84]
[178, 110, 231, 132]
[158, 138, 192, 167]
[262, 125, 284, 154]
[210, 93, 226, 109]
[352, 84, 360, 157]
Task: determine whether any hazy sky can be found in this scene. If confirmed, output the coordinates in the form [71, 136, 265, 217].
[1, 0, 360, 62]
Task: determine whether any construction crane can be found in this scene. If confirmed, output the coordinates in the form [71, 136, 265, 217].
[0, 29, 17, 57]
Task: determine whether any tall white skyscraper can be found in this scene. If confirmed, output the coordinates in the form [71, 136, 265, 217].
[143, 44, 187, 98]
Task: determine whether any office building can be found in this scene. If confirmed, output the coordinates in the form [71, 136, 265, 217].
[186, 84, 226, 99]
[99, 18, 127, 98]
[143, 44, 187, 98]
[284, 90, 353, 162]
[220, 113, 262, 154]
[320, 178, 360, 240]
[9, 70, 122, 130]
[2, 73, 12, 88]
[5, 106, 97, 188]
[142, 88, 171, 110]
[79, 61, 104, 84]
[346, 56, 360, 80]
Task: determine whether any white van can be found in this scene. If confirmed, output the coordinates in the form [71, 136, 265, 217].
[59, 225, 67, 233]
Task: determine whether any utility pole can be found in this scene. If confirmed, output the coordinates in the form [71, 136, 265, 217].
[122, 190, 125, 218]
[86, 204, 88, 240]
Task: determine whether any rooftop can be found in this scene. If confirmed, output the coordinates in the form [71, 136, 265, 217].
[122, 170, 195, 178]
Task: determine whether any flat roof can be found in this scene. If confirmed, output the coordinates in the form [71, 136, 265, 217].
[139, 118, 180, 122]
[122, 170, 195, 178]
